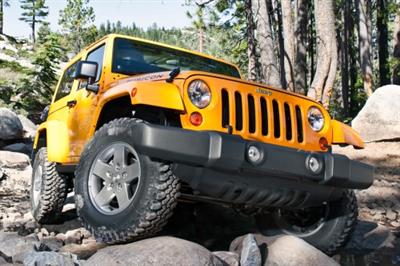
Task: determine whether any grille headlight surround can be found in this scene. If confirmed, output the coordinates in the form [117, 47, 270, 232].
[188, 80, 211, 109]
[307, 106, 325, 132]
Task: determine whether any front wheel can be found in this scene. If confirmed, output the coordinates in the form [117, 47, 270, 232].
[256, 189, 358, 255]
[74, 118, 180, 244]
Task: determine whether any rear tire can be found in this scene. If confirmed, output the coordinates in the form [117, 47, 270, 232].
[30, 147, 67, 224]
[74, 118, 180, 244]
[256, 189, 358, 255]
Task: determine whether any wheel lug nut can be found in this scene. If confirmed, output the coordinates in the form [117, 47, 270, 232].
[122, 173, 127, 179]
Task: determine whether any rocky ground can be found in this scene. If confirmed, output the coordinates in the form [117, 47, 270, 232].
[0, 141, 398, 265]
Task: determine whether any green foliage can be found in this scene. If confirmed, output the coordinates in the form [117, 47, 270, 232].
[59, 0, 96, 54]
[15, 32, 63, 112]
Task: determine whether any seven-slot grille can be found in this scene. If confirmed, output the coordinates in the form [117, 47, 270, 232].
[221, 89, 304, 143]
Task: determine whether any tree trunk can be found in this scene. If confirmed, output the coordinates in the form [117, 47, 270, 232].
[308, 0, 338, 108]
[281, 0, 296, 92]
[356, 0, 373, 96]
[341, 0, 350, 116]
[294, 0, 308, 95]
[0, 0, 3, 35]
[252, 0, 281, 86]
[32, 0, 36, 44]
[245, 0, 258, 81]
[377, 0, 390, 86]
[276, 2, 287, 88]
[392, 12, 400, 85]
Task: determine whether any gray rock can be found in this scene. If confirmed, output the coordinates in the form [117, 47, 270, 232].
[2, 142, 32, 154]
[22, 251, 78, 266]
[239, 234, 262, 266]
[213, 251, 239, 266]
[0, 151, 30, 169]
[264, 235, 339, 266]
[0, 232, 39, 260]
[84, 236, 222, 266]
[17, 114, 37, 140]
[0, 108, 23, 140]
[352, 85, 400, 141]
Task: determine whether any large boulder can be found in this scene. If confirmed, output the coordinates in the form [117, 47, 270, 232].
[0, 108, 23, 141]
[0, 151, 30, 169]
[352, 85, 400, 142]
[17, 114, 37, 140]
[84, 236, 223, 266]
[264, 235, 339, 266]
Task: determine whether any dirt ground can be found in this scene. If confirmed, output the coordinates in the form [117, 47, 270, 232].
[334, 141, 400, 265]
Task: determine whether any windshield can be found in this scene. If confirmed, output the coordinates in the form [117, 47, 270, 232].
[112, 38, 241, 78]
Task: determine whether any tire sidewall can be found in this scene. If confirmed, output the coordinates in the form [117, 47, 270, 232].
[30, 148, 46, 218]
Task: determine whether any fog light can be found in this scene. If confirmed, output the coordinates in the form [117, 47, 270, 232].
[306, 155, 323, 174]
[247, 145, 263, 165]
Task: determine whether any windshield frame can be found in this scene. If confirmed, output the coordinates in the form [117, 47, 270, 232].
[111, 37, 241, 79]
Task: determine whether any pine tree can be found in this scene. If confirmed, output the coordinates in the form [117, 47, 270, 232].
[59, 0, 95, 54]
[0, 0, 10, 35]
[19, 0, 48, 44]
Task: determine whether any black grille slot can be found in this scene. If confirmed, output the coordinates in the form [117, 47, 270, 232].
[296, 106, 304, 143]
[284, 103, 292, 140]
[235, 92, 243, 130]
[248, 95, 256, 133]
[260, 97, 268, 136]
[272, 100, 280, 138]
[221, 89, 229, 127]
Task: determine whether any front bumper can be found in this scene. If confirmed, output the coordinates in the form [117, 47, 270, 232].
[131, 123, 374, 208]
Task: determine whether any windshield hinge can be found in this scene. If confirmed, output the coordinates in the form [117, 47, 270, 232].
[166, 67, 181, 83]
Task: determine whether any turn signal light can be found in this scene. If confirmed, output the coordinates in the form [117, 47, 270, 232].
[190, 112, 203, 126]
[319, 137, 329, 150]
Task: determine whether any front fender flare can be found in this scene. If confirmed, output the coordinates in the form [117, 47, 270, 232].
[331, 120, 365, 149]
[130, 82, 185, 111]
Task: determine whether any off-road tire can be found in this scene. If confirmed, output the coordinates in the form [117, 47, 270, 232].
[30, 147, 67, 224]
[256, 189, 358, 255]
[74, 118, 180, 244]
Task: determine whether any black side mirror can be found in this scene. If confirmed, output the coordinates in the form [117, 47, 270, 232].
[40, 105, 50, 122]
[73, 61, 99, 94]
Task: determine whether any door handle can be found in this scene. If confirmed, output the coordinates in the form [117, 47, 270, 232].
[67, 100, 77, 108]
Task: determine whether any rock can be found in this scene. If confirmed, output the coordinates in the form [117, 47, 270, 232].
[2, 142, 32, 154]
[22, 251, 78, 266]
[265, 235, 339, 266]
[60, 240, 107, 260]
[352, 85, 400, 141]
[239, 234, 262, 266]
[213, 251, 239, 266]
[85, 236, 222, 266]
[41, 237, 64, 252]
[0, 151, 30, 169]
[17, 114, 37, 139]
[0, 232, 40, 260]
[65, 228, 84, 244]
[346, 220, 396, 250]
[386, 209, 397, 221]
[0, 108, 23, 140]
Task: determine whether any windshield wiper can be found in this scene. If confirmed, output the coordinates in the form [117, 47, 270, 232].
[166, 67, 181, 83]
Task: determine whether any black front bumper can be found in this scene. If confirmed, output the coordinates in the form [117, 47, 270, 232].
[131, 123, 374, 208]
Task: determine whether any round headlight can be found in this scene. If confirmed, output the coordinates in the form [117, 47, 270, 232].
[188, 80, 211, 109]
[307, 107, 325, 132]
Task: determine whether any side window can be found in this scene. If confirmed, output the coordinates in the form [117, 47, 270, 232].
[86, 44, 105, 82]
[54, 62, 78, 101]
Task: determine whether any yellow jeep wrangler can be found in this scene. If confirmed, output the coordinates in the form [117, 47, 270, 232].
[30, 34, 373, 254]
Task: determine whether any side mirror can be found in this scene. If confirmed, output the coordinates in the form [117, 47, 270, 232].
[40, 105, 50, 122]
[73, 61, 99, 94]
